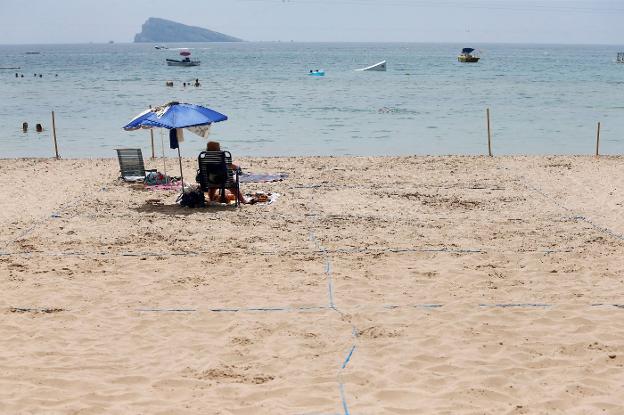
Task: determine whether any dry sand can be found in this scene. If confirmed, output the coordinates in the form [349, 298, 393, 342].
[1, 155, 623, 414]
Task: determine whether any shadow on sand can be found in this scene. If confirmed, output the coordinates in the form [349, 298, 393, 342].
[133, 200, 237, 216]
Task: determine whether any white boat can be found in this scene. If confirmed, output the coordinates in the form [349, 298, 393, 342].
[166, 50, 199, 67]
[356, 60, 386, 71]
[166, 58, 200, 67]
[154, 45, 168, 50]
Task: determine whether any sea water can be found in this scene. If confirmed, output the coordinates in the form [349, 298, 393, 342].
[0, 42, 622, 158]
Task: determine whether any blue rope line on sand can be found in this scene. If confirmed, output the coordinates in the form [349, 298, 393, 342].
[295, 413, 341, 415]
[574, 216, 624, 242]
[2, 193, 90, 251]
[12, 304, 624, 316]
[136, 306, 332, 313]
[342, 345, 357, 369]
[0, 246, 578, 259]
[307, 210, 357, 415]
[309, 228, 337, 310]
[9, 307, 68, 313]
[520, 176, 624, 244]
[384, 304, 444, 310]
[131, 303, 624, 314]
[325, 258, 336, 309]
[136, 308, 197, 312]
[339, 383, 351, 415]
[479, 303, 551, 308]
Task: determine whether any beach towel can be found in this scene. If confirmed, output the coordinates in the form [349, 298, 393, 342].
[144, 171, 172, 186]
[239, 172, 289, 183]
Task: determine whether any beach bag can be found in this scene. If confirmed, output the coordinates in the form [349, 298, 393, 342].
[176, 188, 206, 208]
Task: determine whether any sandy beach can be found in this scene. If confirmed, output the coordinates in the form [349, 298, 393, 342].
[1, 155, 623, 414]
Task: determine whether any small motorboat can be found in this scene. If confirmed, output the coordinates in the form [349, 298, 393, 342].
[155, 45, 168, 50]
[356, 60, 387, 71]
[308, 69, 325, 76]
[166, 58, 200, 67]
[458, 48, 480, 63]
[166, 50, 200, 67]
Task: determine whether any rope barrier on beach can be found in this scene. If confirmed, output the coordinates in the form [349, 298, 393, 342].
[305, 201, 359, 415]
[1, 191, 92, 250]
[515, 173, 624, 244]
[0, 245, 578, 260]
[573, 216, 624, 242]
[9, 303, 624, 315]
[130, 303, 623, 313]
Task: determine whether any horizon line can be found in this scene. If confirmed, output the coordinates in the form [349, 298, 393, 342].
[1, 40, 623, 47]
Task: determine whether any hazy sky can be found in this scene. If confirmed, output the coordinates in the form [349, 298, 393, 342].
[0, 0, 621, 44]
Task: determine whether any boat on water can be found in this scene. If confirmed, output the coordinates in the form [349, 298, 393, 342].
[458, 48, 480, 63]
[356, 60, 387, 71]
[25, 51, 40, 55]
[155, 45, 168, 50]
[617, 52, 624, 63]
[166, 50, 200, 67]
[166, 58, 200, 67]
[308, 69, 325, 76]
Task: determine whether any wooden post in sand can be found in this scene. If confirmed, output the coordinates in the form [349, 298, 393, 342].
[51, 110, 60, 159]
[149, 105, 155, 159]
[486, 108, 492, 157]
[595, 122, 601, 157]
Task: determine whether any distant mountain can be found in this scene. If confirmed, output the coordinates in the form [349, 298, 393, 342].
[134, 18, 243, 43]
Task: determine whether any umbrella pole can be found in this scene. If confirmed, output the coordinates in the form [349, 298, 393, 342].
[177, 145, 184, 191]
[160, 129, 167, 180]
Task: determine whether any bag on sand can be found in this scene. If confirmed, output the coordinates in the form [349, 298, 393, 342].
[176, 188, 206, 208]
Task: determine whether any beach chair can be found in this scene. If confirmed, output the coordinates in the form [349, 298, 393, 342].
[115, 148, 155, 181]
[197, 150, 241, 207]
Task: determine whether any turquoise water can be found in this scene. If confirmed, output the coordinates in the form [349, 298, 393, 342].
[0, 42, 623, 158]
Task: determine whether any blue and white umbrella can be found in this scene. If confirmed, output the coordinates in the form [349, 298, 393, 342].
[123, 101, 228, 189]
[123, 101, 227, 131]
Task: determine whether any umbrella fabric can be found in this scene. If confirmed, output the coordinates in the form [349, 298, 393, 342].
[187, 124, 211, 138]
[123, 102, 227, 131]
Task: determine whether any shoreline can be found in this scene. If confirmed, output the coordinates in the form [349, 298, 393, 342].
[2, 154, 623, 160]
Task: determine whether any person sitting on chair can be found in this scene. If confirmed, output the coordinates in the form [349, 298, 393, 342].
[205, 141, 254, 204]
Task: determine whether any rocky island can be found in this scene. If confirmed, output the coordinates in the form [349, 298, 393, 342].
[134, 18, 243, 43]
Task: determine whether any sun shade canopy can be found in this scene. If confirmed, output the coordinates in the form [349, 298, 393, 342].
[123, 102, 228, 131]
